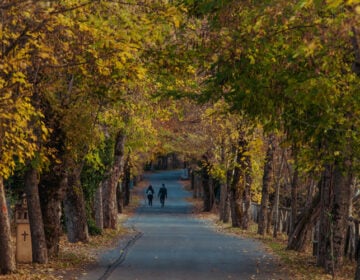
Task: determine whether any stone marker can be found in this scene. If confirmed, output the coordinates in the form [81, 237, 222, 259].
[15, 195, 32, 263]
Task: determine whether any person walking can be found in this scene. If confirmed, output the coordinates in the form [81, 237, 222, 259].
[146, 185, 154, 206]
[158, 183, 167, 208]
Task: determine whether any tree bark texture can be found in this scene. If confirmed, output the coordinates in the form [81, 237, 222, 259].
[202, 161, 212, 212]
[317, 164, 333, 271]
[24, 167, 48, 264]
[123, 155, 131, 207]
[344, 219, 356, 260]
[355, 227, 360, 280]
[266, 202, 274, 235]
[273, 152, 285, 238]
[229, 186, 241, 228]
[39, 170, 67, 257]
[287, 193, 320, 251]
[273, 180, 280, 238]
[229, 149, 242, 228]
[290, 167, 299, 235]
[0, 177, 15, 274]
[102, 130, 126, 229]
[241, 153, 252, 230]
[229, 132, 252, 228]
[37, 93, 68, 257]
[94, 184, 103, 230]
[63, 165, 89, 243]
[219, 182, 230, 223]
[258, 134, 276, 235]
[331, 165, 352, 271]
[116, 183, 123, 213]
[157, 156, 168, 170]
[351, 26, 360, 75]
[317, 164, 352, 274]
[193, 172, 201, 198]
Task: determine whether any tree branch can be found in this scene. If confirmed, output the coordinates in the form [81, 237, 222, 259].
[351, 26, 360, 75]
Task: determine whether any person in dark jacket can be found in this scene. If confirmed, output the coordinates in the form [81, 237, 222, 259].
[158, 183, 167, 208]
[146, 185, 154, 206]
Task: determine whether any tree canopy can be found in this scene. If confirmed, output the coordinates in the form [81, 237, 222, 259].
[2, 0, 360, 277]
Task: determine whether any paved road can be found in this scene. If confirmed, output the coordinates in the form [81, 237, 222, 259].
[81, 170, 285, 280]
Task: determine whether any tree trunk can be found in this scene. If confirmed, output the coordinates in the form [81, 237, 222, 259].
[355, 228, 360, 280]
[258, 133, 276, 235]
[219, 139, 230, 223]
[344, 219, 356, 260]
[63, 165, 89, 243]
[123, 155, 131, 207]
[273, 179, 280, 238]
[266, 203, 274, 235]
[273, 153, 285, 238]
[290, 167, 299, 235]
[24, 167, 48, 263]
[287, 193, 321, 251]
[193, 173, 198, 198]
[39, 170, 67, 257]
[102, 130, 126, 229]
[317, 163, 352, 274]
[123, 174, 130, 207]
[317, 164, 333, 271]
[331, 165, 352, 271]
[229, 156, 242, 227]
[224, 171, 231, 223]
[229, 131, 250, 228]
[219, 182, 230, 223]
[209, 178, 215, 209]
[116, 183, 123, 213]
[0, 176, 15, 274]
[241, 155, 252, 230]
[164, 156, 168, 169]
[229, 187, 241, 227]
[94, 184, 103, 230]
[202, 161, 212, 212]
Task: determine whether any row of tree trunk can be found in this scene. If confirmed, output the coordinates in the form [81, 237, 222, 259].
[193, 133, 357, 277]
[199, 132, 253, 230]
[0, 127, 131, 273]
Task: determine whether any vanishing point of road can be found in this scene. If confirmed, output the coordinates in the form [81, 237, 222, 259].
[81, 170, 286, 280]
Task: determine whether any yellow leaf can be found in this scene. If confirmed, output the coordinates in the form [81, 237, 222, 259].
[248, 55, 255, 65]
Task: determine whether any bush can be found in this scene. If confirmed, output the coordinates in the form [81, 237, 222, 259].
[87, 218, 102, 236]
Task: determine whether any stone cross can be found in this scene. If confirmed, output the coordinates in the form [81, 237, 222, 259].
[21, 231, 29, 242]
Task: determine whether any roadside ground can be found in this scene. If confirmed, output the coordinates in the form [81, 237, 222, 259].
[0, 179, 148, 280]
[182, 180, 356, 280]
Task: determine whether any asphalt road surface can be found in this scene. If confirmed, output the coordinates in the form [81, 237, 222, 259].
[81, 170, 285, 280]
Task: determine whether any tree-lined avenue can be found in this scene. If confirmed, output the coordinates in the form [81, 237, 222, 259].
[81, 170, 285, 280]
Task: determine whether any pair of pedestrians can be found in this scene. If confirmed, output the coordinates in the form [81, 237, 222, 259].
[146, 184, 167, 207]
